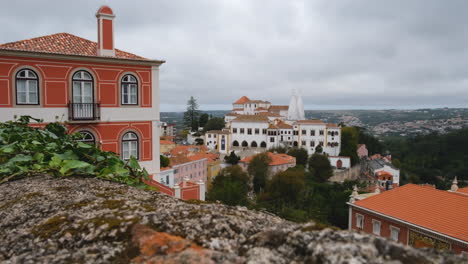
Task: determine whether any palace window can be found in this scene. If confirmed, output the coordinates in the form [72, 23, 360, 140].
[310, 141, 315, 147]
[356, 214, 364, 229]
[262, 129, 267, 134]
[72, 71, 93, 103]
[233, 128, 237, 133]
[247, 128, 252, 135]
[319, 130, 324, 136]
[390, 226, 400, 241]
[319, 141, 324, 146]
[16, 69, 39, 105]
[293, 131, 298, 135]
[302, 130, 306, 135]
[122, 132, 139, 160]
[255, 128, 260, 134]
[77, 131, 95, 145]
[121, 74, 138, 105]
[240, 128, 245, 134]
[372, 220, 381, 235]
[311, 130, 315, 136]
[270, 137, 275, 143]
[302, 141, 306, 146]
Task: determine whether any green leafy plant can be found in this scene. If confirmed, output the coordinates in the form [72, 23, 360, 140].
[0, 116, 150, 187]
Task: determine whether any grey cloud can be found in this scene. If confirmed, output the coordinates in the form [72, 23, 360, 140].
[2, 0, 468, 111]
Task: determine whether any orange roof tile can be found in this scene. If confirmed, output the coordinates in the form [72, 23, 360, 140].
[257, 112, 282, 117]
[268, 105, 289, 112]
[327, 123, 339, 128]
[458, 187, 468, 195]
[0, 33, 153, 61]
[187, 153, 218, 163]
[233, 96, 250, 104]
[232, 115, 269, 123]
[160, 140, 175, 145]
[353, 184, 468, 242]
[169, 155, 191, 166]
[170, 145, 208, 156]
[240, 152, 296, 166]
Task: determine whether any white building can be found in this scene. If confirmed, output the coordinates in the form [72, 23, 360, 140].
[206, 92, 341, 156]
[328, 156, 351, 169]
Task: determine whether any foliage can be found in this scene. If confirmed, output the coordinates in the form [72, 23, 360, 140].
[268, 146, 288, 154]
[224, 151, 240, 165]
[247, 153, 271, 193]
[203, 117, 225, 132]
[287, 148, 308, 167]
[206, 165, 250, 206]
[263, 169, 305, 205]
[195, 138, 204, 145]
[357, 127, 384, 155]
[183, 96, 200, 131]
[160, 155, 170, 168]
[384, 129, 468, 188]
[0, 116, 149, 187]
[315, 145, 323, 154]
[339, 127, 359, 165]
[198, 113, 209, 128]
[308, 153, 333, 182]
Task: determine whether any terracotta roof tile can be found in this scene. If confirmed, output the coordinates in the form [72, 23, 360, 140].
[232, 115, 269, 123]
[458, 187, 468, 195]
[327, 123, 339, 128]
[257, 112, 282, 117]
[240, 152, 296, 166]
[0, 33, 150, 61]
[160, 140, 175, 145]
[353, 184, 468, 242]
[296, 120, 325, 125]
[268, 105, 289, 112]
[233, 96, 250, 104]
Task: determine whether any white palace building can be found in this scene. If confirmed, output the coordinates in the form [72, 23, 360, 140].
[205, 90, 341, 156]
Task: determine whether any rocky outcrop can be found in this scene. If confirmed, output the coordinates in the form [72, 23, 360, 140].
[0, 175, 466, 263]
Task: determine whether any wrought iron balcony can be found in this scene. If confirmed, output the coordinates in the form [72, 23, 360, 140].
[68, 102, 100, 121]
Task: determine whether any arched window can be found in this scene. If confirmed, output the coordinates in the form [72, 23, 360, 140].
[122, 132, 139, 160]
[251, 141, 258, 147]
[121, 74, 138, 105]
[232, 140, 239, 147]
[260, 141, 267, 148]
[77, 131, 95, 145]
[242, 141, 248, 147]
[72, 71, 93, 103]
[16, 69, 39, 105]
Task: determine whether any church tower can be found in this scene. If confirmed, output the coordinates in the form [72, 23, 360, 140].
[287, 89, 305, 121]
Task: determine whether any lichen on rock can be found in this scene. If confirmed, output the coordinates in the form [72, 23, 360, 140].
[0, 175, 466, 263]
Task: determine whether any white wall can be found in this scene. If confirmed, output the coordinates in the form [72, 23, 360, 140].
[328, 156, 351, 169]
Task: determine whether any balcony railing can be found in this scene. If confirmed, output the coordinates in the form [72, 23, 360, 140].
[68, 102, 100, 121]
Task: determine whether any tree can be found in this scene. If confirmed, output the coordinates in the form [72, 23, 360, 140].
[247, 153, 271, 193]
[183, 96, 200, 131]
[207, 165, 250, 206]
[268, 146, 288, 154]
[160, 155, 170, 168]
[315, 145, 323, 154]
[224, 151, 240, 165]
[308, 153, 333, 182]
[287, 148, 308, 167]
[339, 126, 359, 165]
[203, 117, 225, 132]
[195, 138, 204, 145]
[265, 169, 305, 204]
[199, 113, 209, 128]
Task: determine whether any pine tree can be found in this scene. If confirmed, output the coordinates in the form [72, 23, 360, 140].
[183, 96, 200, 131]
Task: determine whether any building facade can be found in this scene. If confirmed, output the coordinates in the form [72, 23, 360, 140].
[0, 6, 163, 177]
[348, 183, 468, 254]
[239, 152, 296, 178]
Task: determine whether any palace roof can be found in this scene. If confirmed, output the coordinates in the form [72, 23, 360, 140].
[240, 152, 296, 166]
[268, 105, 289, 112]
[0, 33, 155, 62]
[233, 96, 251, 104]
[231, 115, 269, 123]
[352, 184, 468, 243]
[296, 120, 325, 125]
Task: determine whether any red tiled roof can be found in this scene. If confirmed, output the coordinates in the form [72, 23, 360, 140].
[160, 140, 175, 145]
[327, 123, 339, 128]
[458, 187, 468, 195]
[232, 115, 269, 123]
[353, 184, 468, 242]
[0, 33, 150, 61]
[233, 96, 250, 104]
[240, 152, 296, 166]
[268, 105, 288, 112]
[170, 145, 208, 156]
[257, 112, 282, 117]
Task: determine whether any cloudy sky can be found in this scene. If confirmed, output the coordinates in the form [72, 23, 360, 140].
[2, 0, 468, 111]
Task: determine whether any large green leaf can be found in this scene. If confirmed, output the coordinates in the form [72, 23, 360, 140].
[59, 160, 91, 175]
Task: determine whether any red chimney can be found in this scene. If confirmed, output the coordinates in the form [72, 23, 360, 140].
[96, 6, 115, 56]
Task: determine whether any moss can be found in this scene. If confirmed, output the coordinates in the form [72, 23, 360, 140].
[32, 215, 68, 238]
[0, 192, 42, 210]
[301, 222, 340, 232]
[101, 199, 126, 210]
[139, 203, 156, 212]
[54, 186, 71, 192]
[65, 200, 93, 210]
[182, 199, 210, 205]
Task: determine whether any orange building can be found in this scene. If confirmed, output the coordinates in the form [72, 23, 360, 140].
[239, 152, 296, 178]
[0, 6, 164, 177]
[348, 183, 468, 254]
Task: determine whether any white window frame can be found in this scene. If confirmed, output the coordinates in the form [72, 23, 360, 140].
[122, 132, 139, 160]
[390, 226, 400, 241]
[121, 74, 138, 105]
[16, 69, 39, 105]
[356, 214, 364, 229]
[372, 219, 381, 235]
